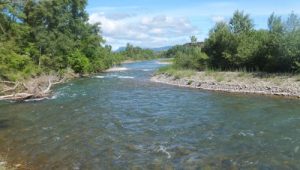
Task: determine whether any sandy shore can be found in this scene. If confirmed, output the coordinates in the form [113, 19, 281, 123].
[151, 72, 300, 98]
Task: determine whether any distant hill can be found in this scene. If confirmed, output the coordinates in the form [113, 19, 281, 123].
[115, 46, 172, 52]
[115, 47, 126, 52]
[147, 46, 173, 52]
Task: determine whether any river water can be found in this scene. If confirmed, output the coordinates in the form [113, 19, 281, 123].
[0, 60, 300, 169]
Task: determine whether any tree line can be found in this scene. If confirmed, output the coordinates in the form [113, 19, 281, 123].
[118, 43, 158, 61]
[165, 11, 300, 73]
[0, 0, 125, 81]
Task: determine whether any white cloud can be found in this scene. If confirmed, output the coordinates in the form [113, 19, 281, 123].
[89, 12, 199, 49]
[211, 15, 226, 23]
[87, 1, 300, 50]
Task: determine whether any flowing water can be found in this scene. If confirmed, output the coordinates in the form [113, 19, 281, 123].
[0, 60, 300, 169]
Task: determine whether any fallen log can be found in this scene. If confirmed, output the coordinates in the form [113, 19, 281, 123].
[0, 93, 34, 101]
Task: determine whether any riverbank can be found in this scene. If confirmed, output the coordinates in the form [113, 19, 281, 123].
[0, 59, 151, 101]
[0, 70, 78, 101]
[151, 69, 300, 98]
[1, 60, 300, 169]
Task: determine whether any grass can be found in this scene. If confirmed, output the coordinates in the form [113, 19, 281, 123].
[156, 65, 300, 88]
[153, 65, 300, 98]
[159, 58, 174, 63]
[156, 65, 196, 79]
[215, 75, 225, 82]
[237, 72, 247, 77]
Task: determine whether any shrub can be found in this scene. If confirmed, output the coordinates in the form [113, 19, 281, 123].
[68, 50, 91, 74]
[170, 46, 208, 70]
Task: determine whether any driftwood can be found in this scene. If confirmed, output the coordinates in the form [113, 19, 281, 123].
[0, 76, 65, 101]
[0, 81, 16, 84]
[0, 82, 19, 93]
[43, 79, 52, 94]
[0, 93, 34, 101]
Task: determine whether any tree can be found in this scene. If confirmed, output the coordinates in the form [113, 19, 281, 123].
[203, 22, 238, 69]
[173, 46, 208, 70]
[177, 11, 300, 72]
[268, 13, 284, 34]
[120, 43, 157, 60]
[68, 50, 91, 74]
[229, 10, 254, 34]
[282, 12, 300, 72]
[0, 0, 121, 80]
[190, 35, 197, 44]
[285, 12, 300, 33]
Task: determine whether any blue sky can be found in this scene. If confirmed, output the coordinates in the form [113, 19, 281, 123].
[87, 0, 300, 50]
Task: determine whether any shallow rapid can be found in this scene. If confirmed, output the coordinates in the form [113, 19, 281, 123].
[0, 60, 300, 169]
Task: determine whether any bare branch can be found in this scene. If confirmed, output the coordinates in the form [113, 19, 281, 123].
[0, 82, 19, 93]
[0, 81, 16, 84]
[43, 79, 52, 93]
[0, 75, 66, 101]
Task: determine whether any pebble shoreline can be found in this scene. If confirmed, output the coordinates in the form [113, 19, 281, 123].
[151, 73, 300, 98]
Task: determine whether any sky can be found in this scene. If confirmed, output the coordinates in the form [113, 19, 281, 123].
[86, 0, 300, 50]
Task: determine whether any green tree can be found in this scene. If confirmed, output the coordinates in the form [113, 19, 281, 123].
[203, 22, 238, 69]
[190, 35, 197, 44]
[120, 43, 157, 60]
[173, 46, 208, 70]
[268, 13, 284, 34]
[68, 50, 91, 74]
[285, 12, 300, 33]
[0, 0, 121, 80]
[229, 10, 253, 34]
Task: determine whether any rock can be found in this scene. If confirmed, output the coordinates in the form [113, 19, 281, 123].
[15, 164, 22, 168]
[151, 73, 300, 99]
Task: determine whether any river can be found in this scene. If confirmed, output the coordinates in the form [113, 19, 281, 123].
[0, 60, 300, 169]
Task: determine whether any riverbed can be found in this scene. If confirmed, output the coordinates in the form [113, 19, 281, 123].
[0, 60, 300, 169]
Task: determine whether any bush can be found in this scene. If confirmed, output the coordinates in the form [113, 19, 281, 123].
[168, 46, 208, 70]
[0, 42, 40, 81]
[68, 50, 91, 74]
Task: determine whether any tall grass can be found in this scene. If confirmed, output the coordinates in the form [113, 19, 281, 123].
[156, 65, 196, 79]
[156, 63, 300, 85]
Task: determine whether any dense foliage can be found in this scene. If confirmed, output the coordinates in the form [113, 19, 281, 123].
[165, 11, 300, 73]
[118, 43, 158, 61]
[0, 0, 122, 81]
[164, 44, 208, 70]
